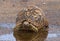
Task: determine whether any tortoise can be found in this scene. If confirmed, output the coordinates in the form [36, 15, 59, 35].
[14, 6, 48, 32]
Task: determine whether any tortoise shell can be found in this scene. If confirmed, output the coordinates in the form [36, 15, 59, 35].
[14, 6, 48, 32]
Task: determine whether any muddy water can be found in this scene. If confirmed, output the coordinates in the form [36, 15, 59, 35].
[0, 23, 60, 41]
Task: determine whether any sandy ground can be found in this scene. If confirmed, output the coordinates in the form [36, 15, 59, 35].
[0, 0, 60, 26]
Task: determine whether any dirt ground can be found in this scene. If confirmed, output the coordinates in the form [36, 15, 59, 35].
[0, 0, 60, 26]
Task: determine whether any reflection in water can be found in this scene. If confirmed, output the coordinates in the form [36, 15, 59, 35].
[13, 28, 48, 41]
[0, 24, 60, 41]
[0, 33, 16, 41]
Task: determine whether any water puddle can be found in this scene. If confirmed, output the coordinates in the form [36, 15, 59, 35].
[0, 33, 16, 41]
[0, 23, 60, 41]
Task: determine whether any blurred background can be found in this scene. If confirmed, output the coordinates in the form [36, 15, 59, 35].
[0, 0, 60, 25]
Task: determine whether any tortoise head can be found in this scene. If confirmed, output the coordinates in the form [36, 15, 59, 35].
[15, 6, 47, 32]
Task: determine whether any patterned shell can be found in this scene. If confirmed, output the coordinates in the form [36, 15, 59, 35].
[16, 6, 48, 29]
